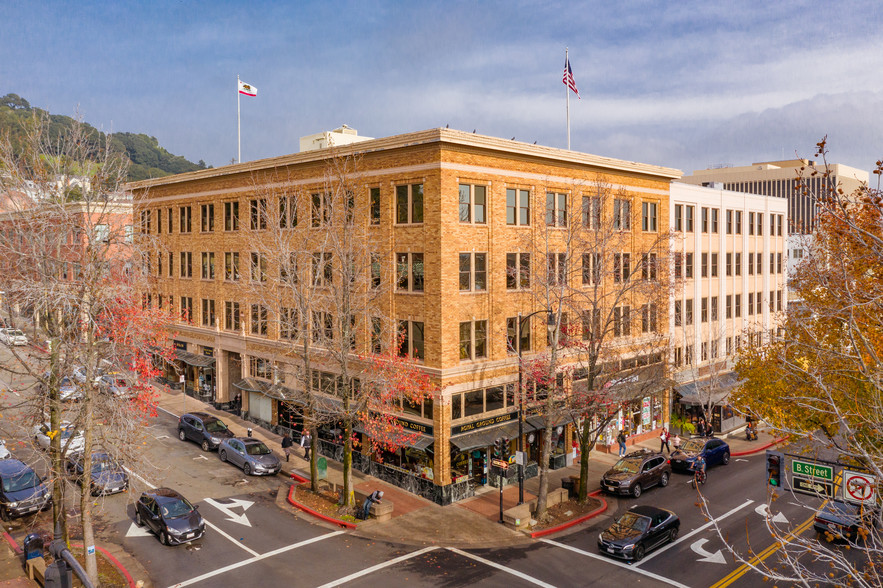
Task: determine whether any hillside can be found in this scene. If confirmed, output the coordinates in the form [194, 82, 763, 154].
[0, 93, 210, 181]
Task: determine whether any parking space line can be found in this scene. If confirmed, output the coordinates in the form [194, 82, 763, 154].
[540, 540, 690, 588]
[202, 519, 259, 557]
[122, 466, 157, 489]
[315, 546, 438, 588]
[637, 499, 754, 564]
[448, 547, 558, 588]
[168, 530, 345, 588]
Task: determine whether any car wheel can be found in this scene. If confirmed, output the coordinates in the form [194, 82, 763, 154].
[219, 450, 227, 462]
[632, 483, 642, 498]
[201, 440, 211, 452]
[660, 472, 670, 487]
[0, 506, 8, 521]
[178, 429, 187, 442]
[721, 452, 730, 465]
[669, 527, 678, 542]
[160, 531, 170, 546]
[633, 544, 645, 561]
[135, 510, 143, 526]
[243, 463, 251, 476]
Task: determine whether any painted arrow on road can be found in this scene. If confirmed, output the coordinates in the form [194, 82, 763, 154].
[125, 522, 153, 538]
[204, 497, 254, 527]
[690, 538, 727, 564]
[755, 503, 788, 524]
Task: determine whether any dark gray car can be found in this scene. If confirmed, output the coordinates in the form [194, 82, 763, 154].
[178, 412, 234, 452]
[218, 437, 281, 476]
[601, 450, 672, 498]
[66, 451, 129, 496]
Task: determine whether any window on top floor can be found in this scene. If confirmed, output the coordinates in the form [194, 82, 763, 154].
[506, 188, 531, 226]
[396, 184, 424, 224]
[459, 184, 487, 224]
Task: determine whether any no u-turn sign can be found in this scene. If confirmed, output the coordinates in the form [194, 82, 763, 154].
[842, 470, 876, 504]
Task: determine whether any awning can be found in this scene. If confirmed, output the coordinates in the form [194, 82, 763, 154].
[175, 350, 215, 368]
[406, 435, 435, 451]
[450, 422, 520, 452]
[524, 413, 574, 432]
[676, 372, 743, 406]
[232, 378, 300, 402]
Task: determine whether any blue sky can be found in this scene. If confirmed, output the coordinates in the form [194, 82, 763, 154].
[3, 1, 882, 176]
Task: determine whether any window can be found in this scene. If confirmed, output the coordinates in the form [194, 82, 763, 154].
[396, 253, 425, 292]
[459, 184, 487, 223]
[674, 347, 683, 367]
[674, 204, 683, 231]
[312, 252, 333, 286]
[711, 296, 718, 321]
[613, 306, 631, 337]
[506, 315, 531, 352]
[179, 252, 192, 278]
[701, 297, 708, 322]
[157, 254, 163, 277]
[735, 252, 742, 276]
[396, 183, 423, 224]
[749, 212, 755, 236]
[179, 206, 192, 233]
[279, 196, 297, 229]
[250, 252, 267, 282]
[582, 253, 600, 285]
[735, 210, 742, 234]
[726, 337, 733, 356]
[370, 253, 381, 289]
[156, 210, 163, 234]
[735, 294, 742, 318]
[546, 192, 568, 227]
[280, 253, 298, 284]
[614, 253, 630, 283]
[201, 252, 215, 280]
[224, 201, 240, 231]
[701, 253, 708, 278]
[685, 253, 694, 279]
[581, 309, 601, 341]
[770, 213, 776, 236]
[770, 253, 775, 274]
[459, 320, 487, 360]
[311, 193, 330, 227]
[757, 291, 763, 314]
[613, 198, 631, 230]
[224, 252, 240, 281]
[748, 252, 755, 275]
[701, 207, 708, 233]
[397, 320, 425, 360]
[459, 253, 487, 291]
[674, 252, 683, 279]
[641, 303, 657, 333]
[756, 252, 763, 274]
[249, 357, 273, 380]
[777, 214, 783, 236]
[250, 304, 268, 336]
[370, 317, 383, 353]
[711, 208, 719, 233]
[280, 307, 299, 340]
[701, 342, 708, 362]
[168, 252, 174, 277]
[201, 204, 214, 232]
[685, 205, 694, 232]
[674, 300, 683, 326]
[180, 297, 194, 323]
[756, 213, 763, 235]
[506, 188, 530, 226]
[776, 290, 783, 311]
[686, 298, 694, 325]
[641, 201, 657, 232]
[777, 253, 782, 274]
[167, 207, 174, 233]
[748, 292, 755, 315]
[201, 299, 215, 327]
[139, 210, 151, 233]
[641, 253, 657, 281]
[547, 252, 566, 285]
[711, 253, 718, 278]
[726, 210, 733, 234]
[726, 295, 733, 319]
[369, 188, 380, 225]
[583, 196, 601, 229]
[726, 252, 732, 276]
[507, 253, 531, 289]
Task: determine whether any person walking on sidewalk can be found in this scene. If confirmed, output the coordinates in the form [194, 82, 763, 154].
[617, 430, 627, 457]
[282, 433, 294, 462]
[659, 427, 671, 453]
[672, 433, 681, 452]
[301, 431, 312, 461]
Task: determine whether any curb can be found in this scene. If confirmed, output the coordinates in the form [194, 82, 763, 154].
[286, 477, 357, 530]
[731, 436, 788, 457]
[3, 531, 22, 554]
[529, 489, 608, 539]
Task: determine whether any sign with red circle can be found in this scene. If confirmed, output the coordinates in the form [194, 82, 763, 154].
[842, 471, 876, 503]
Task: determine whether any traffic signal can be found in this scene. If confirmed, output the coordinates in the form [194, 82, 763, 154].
[493, 437, 503, 460]
[766, 450, 783, 487]
[501, 437, 511, 460]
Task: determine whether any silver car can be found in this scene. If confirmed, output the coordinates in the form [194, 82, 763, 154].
[218, 438, 281, 476]
[0, 329, 27, 346]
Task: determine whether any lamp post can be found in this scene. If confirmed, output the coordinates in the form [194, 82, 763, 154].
[517, 308, 556, 505]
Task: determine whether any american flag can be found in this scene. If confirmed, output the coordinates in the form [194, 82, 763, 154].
[562, 57, 580, 99]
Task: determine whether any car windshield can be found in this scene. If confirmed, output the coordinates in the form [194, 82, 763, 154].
[92, 460, 117, 473]
[205, 420, 228, 433]
[616, 512, 651, 532]
[611, 459, 641, 474]
[8, 330, 24, 337]
[59, 377, 73, 387]
[60, 427, 77, 440]
[681, 439, 705, 452]
[161, 498, 195, 519]
[2, 469, 40, 492]
[245, 442, 271, 456]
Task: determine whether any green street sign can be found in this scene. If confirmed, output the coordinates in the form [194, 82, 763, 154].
[792, 459, 833, 481]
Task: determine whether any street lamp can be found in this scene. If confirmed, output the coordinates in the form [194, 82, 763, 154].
[517, 308, 556, 504]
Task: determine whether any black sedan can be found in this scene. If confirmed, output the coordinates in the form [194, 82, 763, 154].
[134, 488, 205, 546]
[670, 437, 730, 473]
[598, 505, 680, 561]
[814, 500, 878, 542]
[66, 451, 129, 496]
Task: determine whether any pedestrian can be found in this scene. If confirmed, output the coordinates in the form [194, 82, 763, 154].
[281, 433, 294, 462]
[697, 418, 707, 437]
[361, 490, 383, 520]
[301, 431, 312, 461]
[616, 430, 627, 457]
[659, 427, 671, 453]
[672, 433, 681, 451]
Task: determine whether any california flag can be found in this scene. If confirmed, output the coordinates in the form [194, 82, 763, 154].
[238, 80, 258, 97]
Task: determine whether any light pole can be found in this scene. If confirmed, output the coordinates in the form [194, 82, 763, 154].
[517, 308, 555, 505]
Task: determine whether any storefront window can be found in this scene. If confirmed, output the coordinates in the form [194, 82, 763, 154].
[403, 398, 421, 417]
[451, 394, 462, 420]
[485, 386, 504, 412]
[423, 395, 434, 420]
[464, 390, 483, 417]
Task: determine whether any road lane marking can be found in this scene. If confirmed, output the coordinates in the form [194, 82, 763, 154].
[202, 520, 259, 557]
[690, 538, 726, 564]
[315, 546, 439, 588]
[448, 548, 557, 588]
[638, 499, 754, 564]
[540, 539, 690, 588]
[204, 497, 253, 527]
[709, 514, 815, 588]
[122, 466, 158, 489]
[169, 530, 345, 588]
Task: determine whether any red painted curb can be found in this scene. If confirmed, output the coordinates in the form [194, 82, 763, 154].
[289, 470, 309, 484]
[70, 542, 136, 588]
[731, 436, 788, 457]
[287, 484, 356, 530]
[3, 531, 22, 554]
[530, 493, 608, 539]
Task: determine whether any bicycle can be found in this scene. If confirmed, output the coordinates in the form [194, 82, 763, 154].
[692, 469, 707, 487]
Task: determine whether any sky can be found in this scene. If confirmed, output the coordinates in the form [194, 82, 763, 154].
[3, 0, 883, 177]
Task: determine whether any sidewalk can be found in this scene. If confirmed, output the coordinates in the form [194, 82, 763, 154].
[0, 535, 36, 588]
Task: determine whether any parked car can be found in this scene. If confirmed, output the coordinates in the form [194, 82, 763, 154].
[39, 374, 83, 402]
[33, 421, 85, 453]
[598, 504, 680, 561]
[96, 374, 135, 399]
[0, 459, 51, 520]
[66, 451, 129, 496]
[134, 488, 204, 546]
[218, 437, 281, 476]
[0, 328, 28, 346]
[71, 364, 108, 386]
[601, 451, 672, 497]
[669, 437, 731, 473]
[814, 500, 879, 542]
[0, 439, 10, 460]
[178, 412, 234, 452]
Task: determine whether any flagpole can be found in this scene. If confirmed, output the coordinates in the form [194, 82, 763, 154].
[237, 75, 241, 164]
[565, 47, 571, 151]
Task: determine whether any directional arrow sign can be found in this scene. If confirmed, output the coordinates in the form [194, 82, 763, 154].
[125, 522, 153, 538]
[204, 497, 254, 527]
[755, 504, 788, 524]
[690, 538, 726, 564]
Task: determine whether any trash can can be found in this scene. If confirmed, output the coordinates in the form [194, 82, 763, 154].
[561, 477, 575, 499]
[23, 533, 44, 562]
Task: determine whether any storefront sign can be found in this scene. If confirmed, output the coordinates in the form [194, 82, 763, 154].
[202, 346, 214, 357]
[173, 340, 187, 351]
[395, 416, 433, 436]
[451, 412, 516, 436]
[491, 459, 509, 470]
[642, 397, 651, 426]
